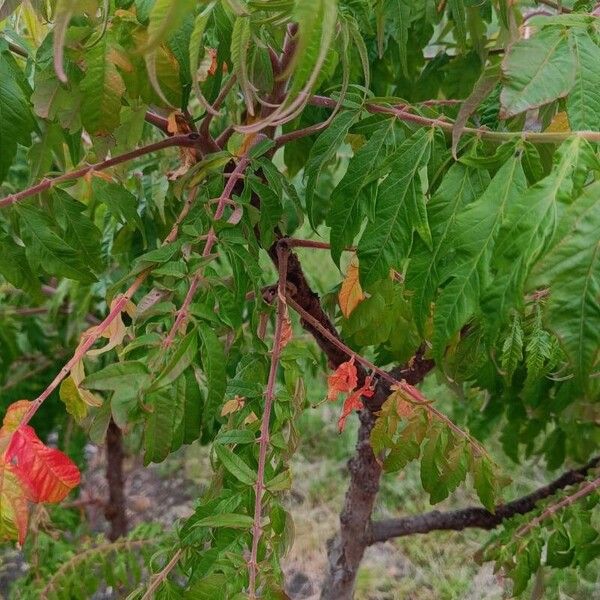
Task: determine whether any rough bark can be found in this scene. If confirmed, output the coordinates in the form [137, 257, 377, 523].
[104, 419, 128, 541]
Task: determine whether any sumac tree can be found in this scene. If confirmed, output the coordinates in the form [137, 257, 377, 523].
[0, 0, 599, 598]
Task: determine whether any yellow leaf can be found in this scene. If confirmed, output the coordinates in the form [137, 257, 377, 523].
[244, 412, 258, 425]
[339, 258, 365, 318]
[71, 361, 103, 408]
[59, 377, 88, 421]
[545, 111, 570, 133]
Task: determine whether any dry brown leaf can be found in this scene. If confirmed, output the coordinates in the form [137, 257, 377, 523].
[221, 395, 245, 416]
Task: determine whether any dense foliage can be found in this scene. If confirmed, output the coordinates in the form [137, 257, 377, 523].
[0, 0, 599, 598]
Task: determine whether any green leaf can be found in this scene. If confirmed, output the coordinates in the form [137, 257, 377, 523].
[530, 183, 600, 389]
[82, 361, 150, 393]
[500, 27, 575, 118]
[432, 156, 526, 355]
[304, 110, 357, 226]
[198, 324, 227, 432]
[546, 529, 574, 568]
[214, 445, 255, 486]
[80, 34, 125, 135]
[567, 31, 600, 131]
[0, 234, 41, 298]
[230, 16, 253, 114]
[192, 513, 254, 529]
[152, 329, 198, 390]
[0, 52, 35, 182]
[471, 456, 497, 512]
[252, 179, 282, 249]
[91, 178, 144, 233]
[53, 188, 103, 273]
[448, 0, 466, 47]
[358, 128, 432, 288]
[406, 164, 490, 332]
[144, 377, 186, 465]
[327, 117, 397, 266]
[144, 0, 196, 54]
[482, 137, 598, 333]
[16, 203, 96, 283]
[501, 313, 524, 381]
[420, 426, 445, 503]
[265, 469, 292, 493]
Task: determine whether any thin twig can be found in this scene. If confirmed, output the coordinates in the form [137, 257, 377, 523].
[248, 245, 289, 599]
[140, 549, 183, 600]
[516, 474, 600, 539]
[0, 133, 201, 209]
[163, 150, 255, 346]
[199, 74, 237, 138]
[308, 95, 600, 144]
[40, 537, 159, 600]
[274, 119, 331, 148]
[287, 297, 488, 457]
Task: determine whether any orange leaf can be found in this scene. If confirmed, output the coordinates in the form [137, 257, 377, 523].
[327, 359, 358, 401]
[0, 461, 30, 544]
[6, 426, 80, 503]
[338, 377, 375, 433]
[339, 259, 365, 318]
[280, 310, 293, 349]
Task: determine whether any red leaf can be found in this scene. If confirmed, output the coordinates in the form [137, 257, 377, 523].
[327, 359, 358, 401]
[337, 377, 375, 433]
[6, 426, 80, 503]
[0, 461, 30, 544]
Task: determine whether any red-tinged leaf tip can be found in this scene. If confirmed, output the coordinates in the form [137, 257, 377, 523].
[0, 461, 30, 545]
[327, 359, 358, 402]
[6, 426, 80, 504]
[337, 378, 375, 433]
[2, 400, 33, 433]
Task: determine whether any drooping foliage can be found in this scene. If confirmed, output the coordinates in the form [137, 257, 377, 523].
[0, 0, 599, 598]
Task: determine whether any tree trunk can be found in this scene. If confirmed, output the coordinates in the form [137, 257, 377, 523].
[321, 351, 434, 599]
[104, 419, 128, 541]
[320, 410, 381, 600]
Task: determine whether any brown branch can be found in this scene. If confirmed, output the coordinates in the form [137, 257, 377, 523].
[144, 111, 170, 134]
[248, 245, 289, 599]
[0, 133, 201, 209]
[369, 455, 600, 544]
[285, 237, 355, 252]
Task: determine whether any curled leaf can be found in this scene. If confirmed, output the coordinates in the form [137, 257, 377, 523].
[338, 377, 375, 433]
